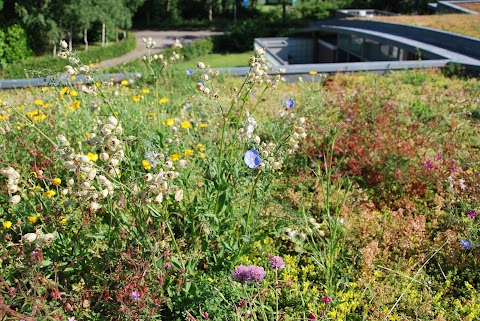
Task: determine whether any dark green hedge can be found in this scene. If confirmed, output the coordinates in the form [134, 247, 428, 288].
[1, 35, 137, 79]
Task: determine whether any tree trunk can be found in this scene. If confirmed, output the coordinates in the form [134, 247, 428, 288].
[68, 24, 73, 52]
[102, 22, 106, 46]
[84, 29, 88, 51]
[53, 42, 57, 56]
[208, 0, 213, 22]
[282, 0, 286, 23]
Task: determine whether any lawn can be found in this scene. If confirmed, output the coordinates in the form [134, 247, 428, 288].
[177, 52, 251, 69]
[0, 42, 479, 321]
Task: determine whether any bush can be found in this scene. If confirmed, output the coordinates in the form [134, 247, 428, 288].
[0, 24, 32, 65]
[1, 35, 136, 79]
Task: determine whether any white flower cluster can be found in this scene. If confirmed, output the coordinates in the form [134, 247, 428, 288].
[142, 38, 182, 65]
[22, 229, 54, 247]
[286, 116, 307, 154]
[1, 166, 22, 204]
[56, 116, 127, 211]
[195, 61, 220, 98]
[142, 37, 157, 49]
[237, 110, 257, 142]
[245, 47, 284, 88]
[140, 166, 184, 204]
[57, 40, 96, 76]
[87, 116, 127, 176]
[238, 109, 307, 172]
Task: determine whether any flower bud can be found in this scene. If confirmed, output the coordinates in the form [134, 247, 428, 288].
[10, 195, 21, 205]
[23, 233, 37, 243]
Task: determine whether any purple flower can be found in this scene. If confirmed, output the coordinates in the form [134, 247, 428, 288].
[244, 149, 261, 169]
[186, 69, 193, 76]
[232, 265, 249, 283]
[285, 97, 295, 109]
[322, 295, 331, 303]
[131, 290, 140, 300]
[435, 153, 442, 159]
[203, 312, 209, 319]
[232, 265, 266, 283]
[467, 210, 477, 218]
[423, 161, 433, 169]
[68, 318, 75, 321]
[460, 239, 472, 250]
[247, 265, 266, 283]
[308, 312, 316, 321]
[268, 256, 285, 270]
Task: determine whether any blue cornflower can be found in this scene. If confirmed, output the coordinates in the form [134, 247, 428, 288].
[244, 149, 261, 169]
[460, 239, 472, 250]
[286, 97, 295, 109]
[186, 69, 193, 76]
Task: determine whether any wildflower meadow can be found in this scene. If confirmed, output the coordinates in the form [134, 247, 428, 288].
[0, 38, 479, 320]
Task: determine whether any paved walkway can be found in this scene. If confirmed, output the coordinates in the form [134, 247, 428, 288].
[98, 30, 223, 69]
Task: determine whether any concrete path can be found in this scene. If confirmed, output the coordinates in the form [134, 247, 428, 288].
[98, 30, 223, 69]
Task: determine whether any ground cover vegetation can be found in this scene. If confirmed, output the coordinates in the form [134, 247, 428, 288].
[364, 14, 480, 39]
[0, 34, 479, 320]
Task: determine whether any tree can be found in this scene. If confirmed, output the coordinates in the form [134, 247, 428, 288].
[15, 0, 63, 53]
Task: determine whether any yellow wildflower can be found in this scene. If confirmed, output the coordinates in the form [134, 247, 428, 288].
[44, 103, 52, 109]
[196, 143, 205, 151]
[171, 153, 180, 162]
[32, 185, 42, 191]
[34, 99, 44, 106]
[0, 114, 8, 121]
[3, 221, 12, 229]
[158, 96, 169, 104]
[26, 110, 39, 118]
[149, 112, 156, 117]
[132, 95, 140, 102]
[197, 152, 206, 159]
[70, 90, 78, 97]
[199, 123, 207, 128]
[27, 216, 38, 224]
[53, 178, 62, 186]
[181, 120, 191, 129]
[58, 216, 67, 225]
[166, 118, 175, 126]
[142, 159, 151, 170]
[121, 80, 129, 85]
[71, 100, 81, 110]
[184, 149, 194, 156]
[141, 89, 150, 95]
[18, 105, 24, 110]
[41, 87, 49, 92]
[309, 71, 318, 75]
[86, 152, 98, 161]
[60, 87, 69, 95]
[33, 113, 46, 121]
[71, 75, 76, 81]
[44, 190, 56, 198]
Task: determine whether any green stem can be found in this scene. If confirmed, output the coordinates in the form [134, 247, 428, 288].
[244, 171, 262, 238]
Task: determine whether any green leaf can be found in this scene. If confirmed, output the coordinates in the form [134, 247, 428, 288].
[40, 259, 52, 267]
[215, 192, 226, 214]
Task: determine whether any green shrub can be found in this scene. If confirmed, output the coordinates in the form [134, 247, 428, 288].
[0, 24, 32, 65]
[1, 35, 136, 79]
